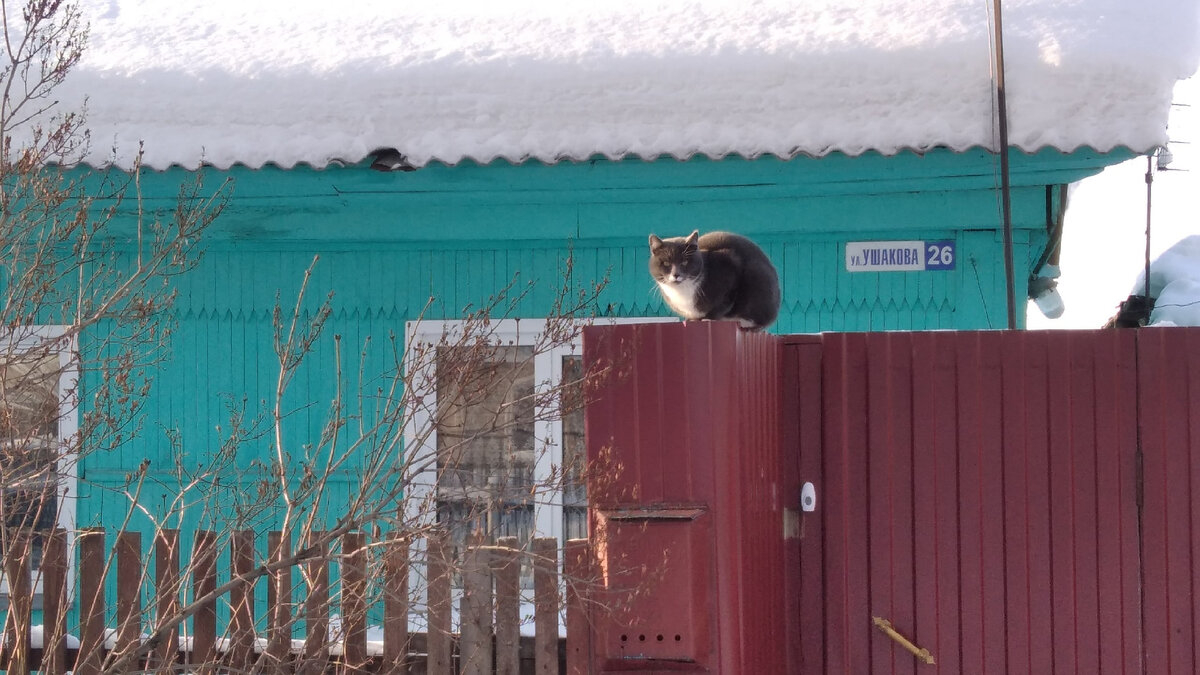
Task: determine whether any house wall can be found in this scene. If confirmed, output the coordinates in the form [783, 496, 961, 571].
[62, 148, 1125, 597]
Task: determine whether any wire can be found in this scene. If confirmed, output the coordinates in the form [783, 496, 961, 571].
[969, 256, 992, 327]
[1153, 300, 1200, 309]
[1032, 184, 1068, 277]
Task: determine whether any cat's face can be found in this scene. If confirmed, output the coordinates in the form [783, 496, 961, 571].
[648, 231, 704, 284]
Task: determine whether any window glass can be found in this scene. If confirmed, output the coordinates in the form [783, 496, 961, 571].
[561, 355, 587, 541]
[407, 317, 665, 594]
[1, 350, 61, 573]
[435, 345, 535, 571]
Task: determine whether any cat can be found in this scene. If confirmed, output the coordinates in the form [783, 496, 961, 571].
[648, 230, 781, 330]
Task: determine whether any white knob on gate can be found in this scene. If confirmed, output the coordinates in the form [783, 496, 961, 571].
[801, 482, 817, 512]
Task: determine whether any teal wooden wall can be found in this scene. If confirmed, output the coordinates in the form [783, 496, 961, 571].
[48, 148, 1126, 627]
[73, 148, 1130, 531]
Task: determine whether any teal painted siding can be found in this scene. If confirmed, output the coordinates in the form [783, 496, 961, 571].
[74, 149, 1120, 521]
[47, 148, 1119, 625]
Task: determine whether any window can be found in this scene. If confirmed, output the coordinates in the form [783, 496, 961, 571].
[405, 318, 665, 580]
[0, 327, 77, 608]
[433, 343, 538, 558]
[559, 355, 587, 542]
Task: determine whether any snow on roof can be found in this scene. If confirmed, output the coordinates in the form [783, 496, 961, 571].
[44, 0, 1200, 170]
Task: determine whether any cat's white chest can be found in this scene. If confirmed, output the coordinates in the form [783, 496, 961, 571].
[657, 279, 704, 319]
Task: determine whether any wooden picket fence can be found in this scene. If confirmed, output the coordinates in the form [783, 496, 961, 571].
[1, 528, 591, 675]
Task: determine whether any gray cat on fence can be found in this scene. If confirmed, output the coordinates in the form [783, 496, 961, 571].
[648, 230, 780, 331]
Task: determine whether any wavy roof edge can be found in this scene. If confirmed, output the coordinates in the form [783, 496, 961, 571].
[64, 142, 1155, 173]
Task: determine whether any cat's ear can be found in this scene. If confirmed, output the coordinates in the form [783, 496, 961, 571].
[649, 234, 663, 250]
[685, 230, 699, 248]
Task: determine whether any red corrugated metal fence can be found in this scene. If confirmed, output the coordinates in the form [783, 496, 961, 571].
[1138, 328, 1200, 674]
[582, 323, 1200, 674]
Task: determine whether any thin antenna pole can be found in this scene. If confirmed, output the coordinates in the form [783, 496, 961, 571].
[1144, 153, 1153, 298]
[991, 0, 1017, 329]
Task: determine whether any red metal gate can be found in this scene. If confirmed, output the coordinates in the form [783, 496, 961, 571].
[791, 328, 1200, 674]
[582, 321, 787, 674]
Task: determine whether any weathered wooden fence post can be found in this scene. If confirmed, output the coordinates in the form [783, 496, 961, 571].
[341, 531, 368, 674]
[266, 530, 293, 670]
[114, 532, 142, 667]
[494, 536, 521, 675]
[154, 529, 181, 671]
[190, 530, 218, 670]
[382, 534, 410, 675]
[301, 531, 330, 675]
[76, 528, 106, 675]
[3, 533, 32, 675]
[533, 537, 559, 675]
[228, 530, 257, 670]
[41, 528, 68, 675]
[459, 531, 492, 675]
[565, 538, 591, 675]
[426, 532, 452, 675]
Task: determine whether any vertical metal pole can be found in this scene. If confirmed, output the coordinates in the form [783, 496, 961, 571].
[1144, 154, 1153, 298]
[993, 0, 1017, 329]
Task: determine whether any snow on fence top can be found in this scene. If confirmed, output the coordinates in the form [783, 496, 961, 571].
[45, 0, 1200, 170]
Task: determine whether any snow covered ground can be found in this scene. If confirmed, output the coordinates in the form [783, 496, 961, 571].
[28, 0, 1200, 170]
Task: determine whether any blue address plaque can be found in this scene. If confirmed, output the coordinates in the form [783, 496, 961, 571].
[845, 240, 956, 272]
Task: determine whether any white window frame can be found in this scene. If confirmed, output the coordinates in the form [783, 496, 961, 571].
[0, 325, 78, 603]
[402, 316, 673, 629]
[402, 318, 572, 544]
[405, 314, 676, 535]
[403, 317, 673, 546]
